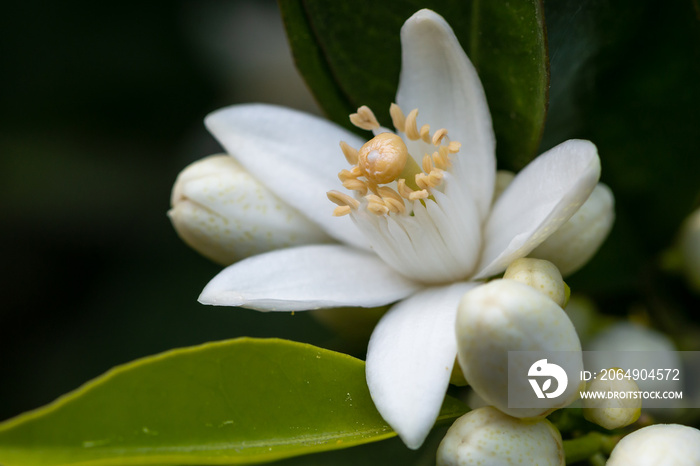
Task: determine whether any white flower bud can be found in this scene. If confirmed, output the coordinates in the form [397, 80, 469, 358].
[585, 322, 680, 417]
[585, 322, 679, 392]
[530, 183, 614, 276]
[563, 294, 600, 343]
[582, 368, 642, 430]
[437, 406, 565, 466]
[169, 155, 331, 265]
[503, 257, 568, 307]
[679, 207, 700, 292]
[456, 279, 584, 418]
[606, 424, 700, 466]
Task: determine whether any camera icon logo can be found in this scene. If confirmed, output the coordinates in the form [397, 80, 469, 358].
[528, 358, 568, 399]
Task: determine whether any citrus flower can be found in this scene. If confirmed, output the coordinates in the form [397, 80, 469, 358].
[191, 9, 604, 448]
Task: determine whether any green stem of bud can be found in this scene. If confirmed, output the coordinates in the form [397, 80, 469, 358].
[563, 431, 619, 464]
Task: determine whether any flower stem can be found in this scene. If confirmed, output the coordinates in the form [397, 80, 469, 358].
[563, 431, 618, 464]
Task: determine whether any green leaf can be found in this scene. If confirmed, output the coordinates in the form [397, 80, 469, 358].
[0, 338, 467, 466]
[466, 0, 548, 170]
[276, 425, 450, 466]
[279, 0, 547, 169]
[540, 0, 650, 151]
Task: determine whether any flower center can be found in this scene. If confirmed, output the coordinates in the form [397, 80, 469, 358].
[326, 104, 483, 285]
[327, 104, 461, 217]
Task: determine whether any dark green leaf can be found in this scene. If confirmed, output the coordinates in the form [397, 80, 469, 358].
[0, 338, 467, 466]
[279, 0, 548, 168]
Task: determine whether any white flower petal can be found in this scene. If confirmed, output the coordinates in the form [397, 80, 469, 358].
[205, 103, 369, 249]
[169, 155, 332, 265]
[475, 139, 601, 279]
[198, 244, 420, 311]
[365, 282, 478, 449]
[529, 183, 615, 276]
[397, 9, 496, 220]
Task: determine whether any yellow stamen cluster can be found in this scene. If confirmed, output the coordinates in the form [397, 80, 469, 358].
[327, 104, 461, 217]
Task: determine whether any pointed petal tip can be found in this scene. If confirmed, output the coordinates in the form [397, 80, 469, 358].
[197, 244, 419, 312]
[406, 8, 444, 22]
[402, 9, 451, 37]
[203, 103, 268, 132]
[197, 289, 242, 307]
[400, 431, 429, 451]
[365, 283, 477, 450]
[474, 138, 602, 279]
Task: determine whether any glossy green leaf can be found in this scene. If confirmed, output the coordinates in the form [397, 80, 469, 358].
[276, 425, 450, 466]
[0, 338, 467, 466]
[540, 0, 649, 152]
[279, 0, 547, 169]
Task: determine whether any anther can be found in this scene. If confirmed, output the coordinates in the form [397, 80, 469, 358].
[327, 190, 360, 211]
[357, 132, 409, 185]
[333, 206, 351, 216]
[409, 190, 430, 201]
[431, 151, 443, 170]
[340, 141, 359, 165]
[390, 103, 406, 132]
[422, 154, 434, 174]
[366, 194, 390, 216]
[350, 106, 380, 131]
[397, 179, 429, 201]
[342, 178, 369, 195]
[420, 124, 431, 143]
[432, 128, 448, 146]
[338, 169, 356, 182]
[377, 186, 405, 213]
[405, 109, 420, 140]
[448, 141, 461, 153]
[415, 170, 443, 190]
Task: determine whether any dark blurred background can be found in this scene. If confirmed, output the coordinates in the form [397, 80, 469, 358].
[0, 0, 337, 421]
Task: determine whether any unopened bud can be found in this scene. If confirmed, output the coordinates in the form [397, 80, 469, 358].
[169, 155, 331, 265]
[530, 183, 614, 276]
[437, 406, 565, 466]
[582, 368, 642, 430]
[585, 322, 680, 417]
[503, 258, 568, 307]
[456, 279, 583, 418]
[607, 424, 700, 466]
